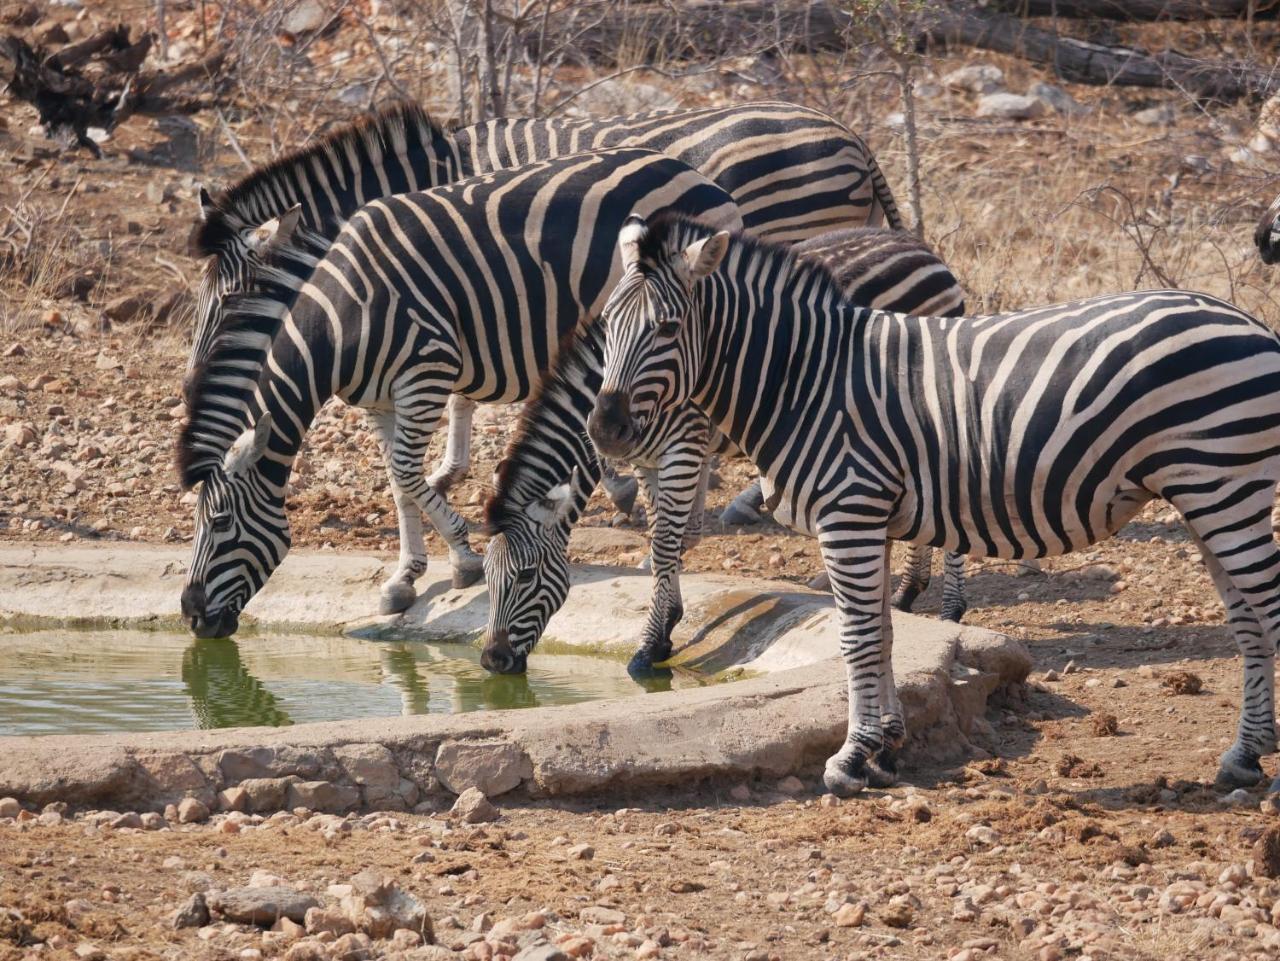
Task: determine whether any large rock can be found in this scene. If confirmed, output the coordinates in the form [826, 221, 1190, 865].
[286, 780, 359, 814]
[238, 777, 292, 813]
[976, 93, 1045, 121]
[333, 743, 402, 809]
[339, 871, 432, 941]
[434, 740, 531, 798]
[208, 886, 320, 926]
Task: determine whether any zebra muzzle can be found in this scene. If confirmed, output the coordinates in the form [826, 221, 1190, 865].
[181, 583, 240, 639]
[587, 391, 638, 456]
[481, 628, 527, 675]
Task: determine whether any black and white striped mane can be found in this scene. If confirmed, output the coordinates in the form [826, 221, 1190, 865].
[638, 212, 858, 321]
[484, 324, 602, 533]
[188, 100, 442, 258]
[176, 235, 319, 488]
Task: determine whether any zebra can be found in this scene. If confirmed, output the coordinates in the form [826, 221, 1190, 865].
[481, 227, 968, 675]
[1255, 191, 1280, 264]
[718, 227, 971, 622]
[187, 100, 901, 612]
[176, 149, 741, 640]
[589, 211, 1280, 797]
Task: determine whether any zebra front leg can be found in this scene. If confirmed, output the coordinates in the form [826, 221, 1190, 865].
[891, 543, 932, 612]
[939, 551, 968, 622]
[819, 522, 890, 797]
[389, 391, 484, 589]
[869, 541, 906, 788]
[426, 394, 475, 495]
[369, 410, 429, 614]
[682, 456, 711, 555]
[627, 453, 701, 676]
[635, 466, 661, 572]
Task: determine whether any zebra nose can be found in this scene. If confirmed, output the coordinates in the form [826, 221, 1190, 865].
[587, 392, 636, 455]
[181, 583, 207, 620]
[481, 629, 527, 674]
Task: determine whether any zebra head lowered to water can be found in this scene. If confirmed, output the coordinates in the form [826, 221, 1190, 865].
[591, 211, 1280, 798]
[175, 149, 741, 639]
[483, 227, 969, 678]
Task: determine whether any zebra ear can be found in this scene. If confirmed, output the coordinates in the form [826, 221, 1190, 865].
[683, 230, 730, 280]
[223, 413, 273, 477]
[618, 215, 648, 270]
[247, 205, 303, 254]
[528, 471, 577, 528]
[197, 186, 216, 221]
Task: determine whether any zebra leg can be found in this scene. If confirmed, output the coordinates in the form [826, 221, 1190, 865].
[601, 461, 640, 516]
[720, 477, 766, 525]
[426, 394, 475, 495]
[939, 551, 968, 622]
[635, 466, 660, 572]
[869, 540, 906, 788]
[682, 456, 711, 555]
[1171, 486, 1280, 789]
[819, 521, 889, 797]
[389, 390, 485, 589]
[891, 543, 932, 612]
[369, 410, 429, 615]
[627, 451, 702, 676]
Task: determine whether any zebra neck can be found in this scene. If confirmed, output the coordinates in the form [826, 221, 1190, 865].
[491, 326, 605, 530]
[252, 336, 331, 491]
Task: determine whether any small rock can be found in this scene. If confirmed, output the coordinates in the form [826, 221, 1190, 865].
[280, 0, 328, 35]
[880, 897, 914, 928]
[110, 812, 144, 829]
[0, 797, 20, 818]
[833, 902, 866, 927]
[1029, 81, 1085, 116]
[1134, 104, 1176, 126]
[102, 295, 143, 323]
[305, 906, 356, 937]
[1151, 828, 1176, 848]
[330, 932, 373, 961]
[728, 784, 751, 802]
[1041, 669, 1060, 683]
[579, 906, 626, 925]
[976, 93, 1045, 120]
[173, 892, 210, 929]
[566, 843, 594, 860]
[635, 939, 661, 959]
[208, 886, 320, 926]
[1090, 713, 1119, 737]
[943, 63, 1004, 94]
[178, 797, 210, 823]
[1252, 825, 1280, 877]
[1162, 671, 1202, 695]
[776, 775, 805, 795]
[966, 825, 1000, 847]
[451, 787, 498, 824]
[1222, 788, 1253, 806]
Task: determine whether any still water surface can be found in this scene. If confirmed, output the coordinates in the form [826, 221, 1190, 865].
[0, 630, 703, 735]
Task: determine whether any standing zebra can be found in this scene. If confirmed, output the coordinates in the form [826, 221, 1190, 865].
[481, 228, 967, 675]
[718, 227, 971, 622]
[177, 150, 741, 639]
[590, 212, 1280, 797]
[188, 100, 901, 608]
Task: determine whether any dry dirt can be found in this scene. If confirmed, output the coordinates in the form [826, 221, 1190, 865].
[4, 2, 1280, 960]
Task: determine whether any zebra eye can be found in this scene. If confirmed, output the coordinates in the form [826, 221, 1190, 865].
[655, 319, 680, 339]
[211, 513, 233, 533]
[518, 567, 537, 584]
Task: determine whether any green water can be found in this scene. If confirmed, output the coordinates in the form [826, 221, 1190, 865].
[0, 630, 701, 736]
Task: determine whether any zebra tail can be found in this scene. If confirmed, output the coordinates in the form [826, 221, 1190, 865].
[1255, 191, 1280, 265]
[866, 151, 904, 232]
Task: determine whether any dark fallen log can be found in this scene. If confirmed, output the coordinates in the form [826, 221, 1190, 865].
[924, 6, 1280, 103]
[988, 1, 1280, 21]
[0, 26, 228, 156]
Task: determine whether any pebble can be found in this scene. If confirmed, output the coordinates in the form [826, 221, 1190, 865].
[833, 901, 866, 927]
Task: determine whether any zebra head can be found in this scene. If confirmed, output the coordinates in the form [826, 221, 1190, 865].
[588, 214, 730, 458]
[189, 191, 303, 371]
[479, 477, 576, 674]
[180, 414, 291, 639]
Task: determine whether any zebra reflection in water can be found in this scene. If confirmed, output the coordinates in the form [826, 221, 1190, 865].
[181, 638, 292, 729]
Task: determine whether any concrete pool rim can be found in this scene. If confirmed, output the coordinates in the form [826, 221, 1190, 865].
[0, 543, 1032, 811]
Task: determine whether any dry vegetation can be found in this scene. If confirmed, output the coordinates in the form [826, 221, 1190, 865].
[5, 2, 1280, 960]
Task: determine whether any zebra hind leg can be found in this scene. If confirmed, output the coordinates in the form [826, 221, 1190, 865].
[891, 543, 932, 613]
[869, 541, 906, 788]
[369, 411, 429, 614]
[1171, 484, 1280, 790]
[939, 551, 967, 622]
[601, 461, 640, 516]
[426, 394, 475, 495]
[719, 477, 766, 526]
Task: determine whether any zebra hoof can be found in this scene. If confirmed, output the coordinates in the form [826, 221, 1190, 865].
[807, 571, 831, 592]
[451, 565, 484, 590]
[719, 502, 762, 526]
[379, 581, 418, 615]
[1216, 749, 1265, 790]
[823, 760, 867, 798]
[890, 587, 918, 613]
[627, 644, 672, 678]
[941, 605, 967, 623]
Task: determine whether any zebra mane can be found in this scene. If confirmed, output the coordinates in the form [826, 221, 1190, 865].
[189, 100, 443, 258]
[484, 323, 603, 532]
[176, 235, 321, 488]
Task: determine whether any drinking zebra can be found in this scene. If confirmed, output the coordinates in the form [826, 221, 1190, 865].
[481, 227, 967, 675]
[189, 99, 902, 554]
[176, 149, 741, 639]
[589, 212, 1280, 797]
